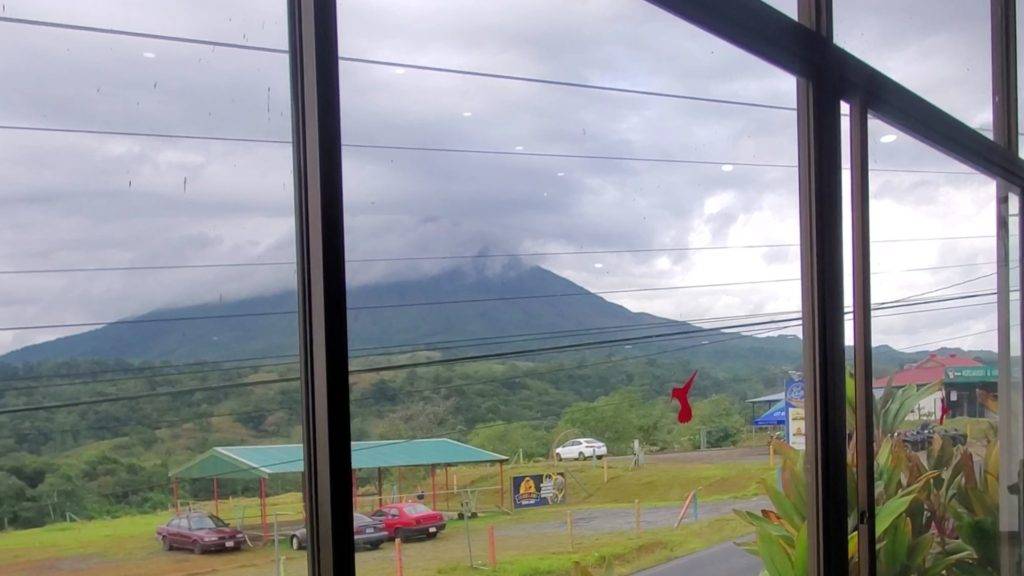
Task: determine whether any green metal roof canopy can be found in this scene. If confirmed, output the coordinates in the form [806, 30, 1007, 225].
[170, 439, 507, 479]
[352, 439, 507, 469]
[170, 444, 304, 480]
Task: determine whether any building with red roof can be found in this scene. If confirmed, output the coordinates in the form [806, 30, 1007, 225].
[874, 354, 997, 420]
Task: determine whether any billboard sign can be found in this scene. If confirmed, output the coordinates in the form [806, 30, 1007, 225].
[511, 473, 566, 509]
[785, 375, 806, 451]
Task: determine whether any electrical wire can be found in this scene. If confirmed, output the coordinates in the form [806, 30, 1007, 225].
[0, 353, 298, 384]
[0, 376, 298, 416]
[0, 241, 996, 275]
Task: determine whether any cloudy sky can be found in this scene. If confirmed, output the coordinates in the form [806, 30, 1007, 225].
[0, 0, 1007, 358]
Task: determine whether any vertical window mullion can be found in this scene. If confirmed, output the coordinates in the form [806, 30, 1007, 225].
[991, 1, 1021, 573]
[797, 1, 848, 575]
[287, 0, 351, 574]
[850, 96, 876, 576]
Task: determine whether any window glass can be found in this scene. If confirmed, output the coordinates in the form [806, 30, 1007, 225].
[866, 120, 1018, 574]
[0, 1, 306, 574]
[340, 1, 806, 573]
[835, 1, 993, 138]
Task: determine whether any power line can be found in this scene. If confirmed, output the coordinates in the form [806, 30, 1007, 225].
[0, 241, 996, 275]
[0, 376, 298, 416]
[350, 322, 799, 404]
[0, 310, 297, 332]
[3, 262, 996, 333]
[6, 406, 295, 437]
[348, 291, 997, 374]
[0, 121, 981, 177]
[0, 353, 298, 384]
[896, 328, 1000, 352]
[0, 14, 1007, 143]
[0, 260, 296, 272]
[0, 359, 298, 393]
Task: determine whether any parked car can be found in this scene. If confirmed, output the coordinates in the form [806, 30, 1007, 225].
[554, 438, 608, 461]
[156, 512, 246, 554]
[370, 502, 446, 540]
[898, 422, 968, 452]
[290, 513, 388, 551]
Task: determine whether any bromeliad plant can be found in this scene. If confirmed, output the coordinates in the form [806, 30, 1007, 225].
[736, 373, 1002, 576]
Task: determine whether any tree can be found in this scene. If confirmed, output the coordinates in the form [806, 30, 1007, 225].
[468, 421, 552, 459]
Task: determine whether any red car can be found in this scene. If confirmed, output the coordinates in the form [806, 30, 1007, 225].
[156, 512, 246, 554]
[369, 503, 446, 540]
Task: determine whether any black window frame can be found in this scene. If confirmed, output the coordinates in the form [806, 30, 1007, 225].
[286, 0, 1024, 574]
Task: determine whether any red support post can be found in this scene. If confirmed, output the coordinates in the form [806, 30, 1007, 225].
[212, 478, 219, 516]
[259, 477, 268, 540]
[431, 465, 437, 510]
[172, 478, 180, 515]
[445, 466, 450, 511]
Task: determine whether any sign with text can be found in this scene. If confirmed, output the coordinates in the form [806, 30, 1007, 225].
[511, 473, 566, 509]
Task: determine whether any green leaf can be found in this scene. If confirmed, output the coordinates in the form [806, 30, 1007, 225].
[875, 494, 915, 535]
[757, 525, 796, 576]
[793, 523, 808, 576]
[762, 480, 804, 534]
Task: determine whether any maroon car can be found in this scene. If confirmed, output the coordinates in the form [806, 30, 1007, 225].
[156, 512, 246, 554]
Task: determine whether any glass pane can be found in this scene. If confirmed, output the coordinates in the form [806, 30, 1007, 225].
[835, 1, 993, 138]
[339, 1, 806, 573]
[867, 120, 1016, 575]
[0, 2, 306, 575]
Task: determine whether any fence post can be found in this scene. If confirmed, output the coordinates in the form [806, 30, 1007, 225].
[274, 513, 280, 576]
[395, 537, 404, 576]
[567, 510, 574, 552]
[487, 525, 497, 567]
[634, 499, 641, 534]
[673, 490, 697, 529]
[603, 458, 608, 483]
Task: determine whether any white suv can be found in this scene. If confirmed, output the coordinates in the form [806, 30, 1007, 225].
[554, 438, 608, 461]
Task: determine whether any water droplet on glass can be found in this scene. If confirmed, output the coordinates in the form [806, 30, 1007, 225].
[183, 176, 188, 194]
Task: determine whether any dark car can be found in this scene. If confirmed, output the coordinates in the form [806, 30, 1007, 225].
[371, 502, 446, 541]
[156, 512, 246, 554]
[290, 514, 388, 551]
[899, 422, 967, 452]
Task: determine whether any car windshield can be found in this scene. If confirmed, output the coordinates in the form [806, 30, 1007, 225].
[403, 504, 431, 514]
[189, 515, 227, 530]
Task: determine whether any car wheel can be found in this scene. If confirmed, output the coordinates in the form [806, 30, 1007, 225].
[554, 453, 562, 462]
[192, 541, 204, 555]
[292, 535, 302, 551]
[578, 452, 586, 461]
[395, 529, 406, 542]
[161, 536, 172, 552]
[596, 455, 605, 460]
[368, 542, 382, 550]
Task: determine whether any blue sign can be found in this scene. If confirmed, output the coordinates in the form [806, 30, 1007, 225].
[785, 375, 806, 450]
[512, 473, 566, 509]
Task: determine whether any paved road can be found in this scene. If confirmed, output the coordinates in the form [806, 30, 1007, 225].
[633, 540, 762, 576]
[494, 497, 769, 536]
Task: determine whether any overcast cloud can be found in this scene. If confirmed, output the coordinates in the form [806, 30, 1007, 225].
[0, 0, 1004, 357]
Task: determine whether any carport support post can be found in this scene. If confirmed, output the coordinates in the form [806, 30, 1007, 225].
[172, 478, 179, 515]
[498, 461, 505, 509]
[445, 466, 450, 511]
[430, 465, 437, 510]
[259, 477, 269, 541]
[212, 478, 219, 516]
[376, 467, 383, 508]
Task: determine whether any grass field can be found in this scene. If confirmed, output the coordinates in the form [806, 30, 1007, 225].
[0, 450, 771, 576]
